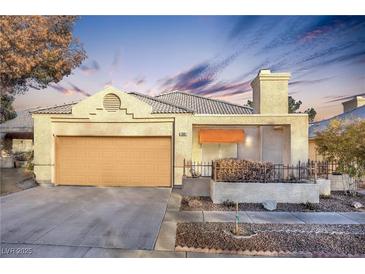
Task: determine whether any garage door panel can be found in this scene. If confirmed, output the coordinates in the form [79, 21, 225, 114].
[55, 136, 171, 187]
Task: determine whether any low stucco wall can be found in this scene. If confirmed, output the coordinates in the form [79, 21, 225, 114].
[182, 177, 210, 196]
[316, 179, 331, 196]
[328, 174, 354, 191]
[210, 180, 319, 203]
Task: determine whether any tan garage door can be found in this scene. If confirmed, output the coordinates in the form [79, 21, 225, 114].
[55, 136, 171, 187]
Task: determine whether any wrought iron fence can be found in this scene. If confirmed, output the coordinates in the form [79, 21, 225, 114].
[183, 159, 214, 177]
[213, 162, 308, 183]
[183, 159, 339, 183]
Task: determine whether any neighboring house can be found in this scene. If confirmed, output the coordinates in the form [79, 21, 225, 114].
[0, 108, 39, 154]
[31, 69, 308, 187]
[308, 96, 365, 161]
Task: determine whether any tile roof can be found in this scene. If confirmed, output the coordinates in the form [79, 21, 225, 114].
[309, 105, 365, 138]
[156, 91, 253, 115]
[128, 92, 191, 113]
[0, 107, 41, 133]
[31, 103, 76, 114]
[30, 91, 253, 115]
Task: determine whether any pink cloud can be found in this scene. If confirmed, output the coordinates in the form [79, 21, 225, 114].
[49, 83, 90, 97]
[299, 27, 332, 44]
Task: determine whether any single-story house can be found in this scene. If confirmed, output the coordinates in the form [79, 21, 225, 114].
[0, 107, 39, 154]
[31, 69, 308, 187]
[308, 96, 365, 161]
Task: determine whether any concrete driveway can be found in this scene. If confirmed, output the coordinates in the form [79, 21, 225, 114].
[0, 186, 171, 253]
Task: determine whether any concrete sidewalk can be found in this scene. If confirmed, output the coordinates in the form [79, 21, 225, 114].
[163, 210, 365, 224]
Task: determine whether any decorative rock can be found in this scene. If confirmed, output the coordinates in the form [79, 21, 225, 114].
[262, 200, 277, 211]
[188, 199, 203, 208]
[351, 201, 363, 209]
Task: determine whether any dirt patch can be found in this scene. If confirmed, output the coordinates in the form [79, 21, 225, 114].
[181, 192, 365, 212]
[176, 223, 365, 257]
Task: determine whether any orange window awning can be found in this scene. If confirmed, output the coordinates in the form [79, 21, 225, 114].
[199, 129, 245, 144]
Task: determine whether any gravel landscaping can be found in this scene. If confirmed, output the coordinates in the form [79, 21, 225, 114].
[175, 223, 365, 257]
[181, 192, 365, 212]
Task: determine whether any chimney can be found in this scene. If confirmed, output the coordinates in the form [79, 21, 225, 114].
[342, 96, 365, 113]
[250, 69, 291, 114]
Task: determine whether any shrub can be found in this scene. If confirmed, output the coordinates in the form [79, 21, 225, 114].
[303, 201, 318, 211]
[222, 199, 236, 208]
[316, 119, 365, 192]
[214, 158, 274, 182]
[25, 150, 34, 172]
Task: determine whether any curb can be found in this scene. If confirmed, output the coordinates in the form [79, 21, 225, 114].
[175, 245, 365, 258]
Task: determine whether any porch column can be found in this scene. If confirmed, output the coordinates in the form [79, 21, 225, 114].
[174, 116, 193, 185]
[289, 120, 308, 164]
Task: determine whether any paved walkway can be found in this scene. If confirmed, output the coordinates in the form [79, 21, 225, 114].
[164, 210, 365, 224]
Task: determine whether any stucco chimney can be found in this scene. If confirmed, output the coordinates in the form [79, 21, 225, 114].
[342, 96, 365, 113]
[250, 69, 291, 114]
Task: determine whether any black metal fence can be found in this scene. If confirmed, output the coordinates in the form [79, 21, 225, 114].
[183, 159, 340, 183]
[183, 159, 214, 177]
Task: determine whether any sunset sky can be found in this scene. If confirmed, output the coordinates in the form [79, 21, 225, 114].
[14, 16, 365, 121]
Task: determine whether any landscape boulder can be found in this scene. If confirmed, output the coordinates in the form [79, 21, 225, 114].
[351, 201, 364, 209]
[262, 200, 277, 211]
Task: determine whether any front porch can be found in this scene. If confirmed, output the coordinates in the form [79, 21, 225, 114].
[191, 124, 291, 167]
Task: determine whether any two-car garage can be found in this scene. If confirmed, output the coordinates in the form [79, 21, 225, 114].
[55, 136, 172, 187]
[32, 89, 186, 187]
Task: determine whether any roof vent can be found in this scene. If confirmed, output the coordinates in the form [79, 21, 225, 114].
[103, 93, 121, 112]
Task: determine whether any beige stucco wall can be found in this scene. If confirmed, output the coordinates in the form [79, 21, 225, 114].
[308, 139, 324, 161]
[33, 87, 308, 186]
[33, 88, 181, 185]
[191, 125, 292, 165]
[251, 70, 290, 114]
[33, 115, 53, 182]
[12, 139, 33, 153]
[237, 126, 260, 161]
[171, 115, 193, 185]
[190, 114, 308, 165]
[261, 126, 290, 164]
